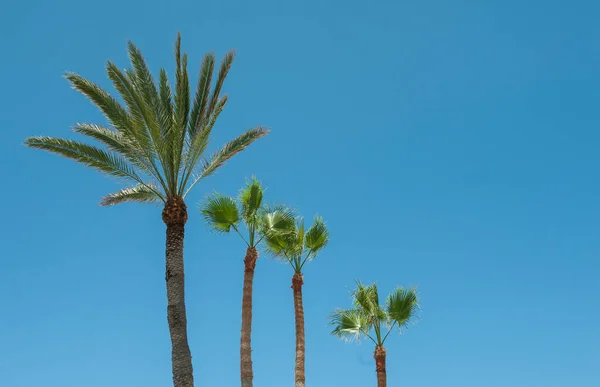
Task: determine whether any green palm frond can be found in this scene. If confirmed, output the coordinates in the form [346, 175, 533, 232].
[188, 54, 215, 137]
[65, 72, 139, 140]
[353, 282, 386, 320]
[239, 177, 264, 225]
[330, 308, 373, 343]
[206, 51, 234, 119]
[261, 206, 296, 236]
[386, 287, 419, 329]
[305, 216, 329, 256]
[101, 184, 163, 206]
[25, 137, 142, 181]
[201, 194, 240, 233]
[200, 126, 269, 179]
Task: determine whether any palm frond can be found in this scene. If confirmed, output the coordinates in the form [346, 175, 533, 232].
[188, 53, 215, 137]
[199, 126, 269, 179]
[305, 216, 329, 256]
[206, 51, 234, 119]
[65, 72, 136, 138]
[239, 177, 264, 225]
[329, 308, 372, 343]
[261, 205, 296, 236]
[72, 123, 161, 181]
[201, 194, 240, 233]
[25, 136, 141, 182]
[101, 184, 163, 206]
[386, 287, 419, 328]
[179, 96, 228, 196]
[353, 282, 386, 320]
[182, 125, 267, 198]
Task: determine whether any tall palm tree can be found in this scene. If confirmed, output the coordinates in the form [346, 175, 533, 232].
[264, 216, 329, 387]
[329, 282, 419, 387]
[24, 34, 268, 387]
[200, 178, 295, 387]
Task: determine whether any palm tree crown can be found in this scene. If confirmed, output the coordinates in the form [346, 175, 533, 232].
[263, 216, 329, 272]
[25, 34, 268, 206]
[201, 178, 296, 246]
[330, 282, 419, 346]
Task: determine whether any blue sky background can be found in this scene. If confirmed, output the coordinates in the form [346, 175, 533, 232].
[1, 0, 599, 386]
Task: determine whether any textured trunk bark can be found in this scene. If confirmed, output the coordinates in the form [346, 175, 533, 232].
[374, 345, 387, 387]
[240, 246, 258, 387]
[292, 273, 306, 387]
[163, 198, 194, 387]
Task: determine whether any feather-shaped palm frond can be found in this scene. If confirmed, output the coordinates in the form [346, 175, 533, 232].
[25, 33, 268, 207]
[101, 184, 163, 206]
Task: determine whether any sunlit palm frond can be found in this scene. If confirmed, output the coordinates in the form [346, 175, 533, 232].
[199, 126, 269, 180]
[25, 137, 142, 182]
[207, 51, 234, 119]
[100, 184, 163, 206]
[65, 72, 138, 140]
[305, 216, 329, 256]
[188, 53, 215, 137]
[261, 205, 296, 236]
[353, 282, 386, 320]
[201, 194, 240, 233]
[239, 177, 264, 225]
[386, 287, 419, 329]
[330, 308, 374, 343]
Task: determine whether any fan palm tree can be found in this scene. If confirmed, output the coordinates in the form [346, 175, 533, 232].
[201, 178, 295, 387]
[329, 282, 419, 387]
[264, 216, 329, 387]
[24, 34, 268, 387]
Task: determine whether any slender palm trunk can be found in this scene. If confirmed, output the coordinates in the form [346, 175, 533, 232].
[163, 198, 194, 387]
[374, 345, 387, 387]
[241, 246, 258, 387]
[291, 272, 306, 387]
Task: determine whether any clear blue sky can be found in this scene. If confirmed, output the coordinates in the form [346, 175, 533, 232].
[1, 0, 599, 386]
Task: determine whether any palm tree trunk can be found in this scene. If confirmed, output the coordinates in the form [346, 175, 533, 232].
[374, 345, 387, 387]
[163, 198, 194, 387]
[240, 246, 258, 387]
[291, 272, 306, 387]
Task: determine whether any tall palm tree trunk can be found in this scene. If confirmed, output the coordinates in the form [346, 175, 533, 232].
[163, 198, 194, 387]
[291, 273, 306, 387]
[241, 246, 258, 387]
[374, 345, 387, 387]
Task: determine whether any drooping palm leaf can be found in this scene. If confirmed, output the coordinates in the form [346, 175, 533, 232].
[101, 184, 163, 206]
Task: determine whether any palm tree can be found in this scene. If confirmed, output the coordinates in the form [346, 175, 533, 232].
[329, 282, 419, 387]
[24, 34, 268, 387]
[201, 178, 295, 387]
[264, 216, 329, 387]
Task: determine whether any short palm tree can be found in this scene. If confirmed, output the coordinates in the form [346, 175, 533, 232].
[264, 216, 329, 387]
[330, 282, 419, 387]
[201, 178, 295, 387]
[24, 34, 268, 387]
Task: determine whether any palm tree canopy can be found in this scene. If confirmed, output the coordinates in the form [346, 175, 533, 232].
[330, 282, 419, 346]
[201, 179, 295, 246]
[25, 34, 268, 206]
[263, 215, 329, 272]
